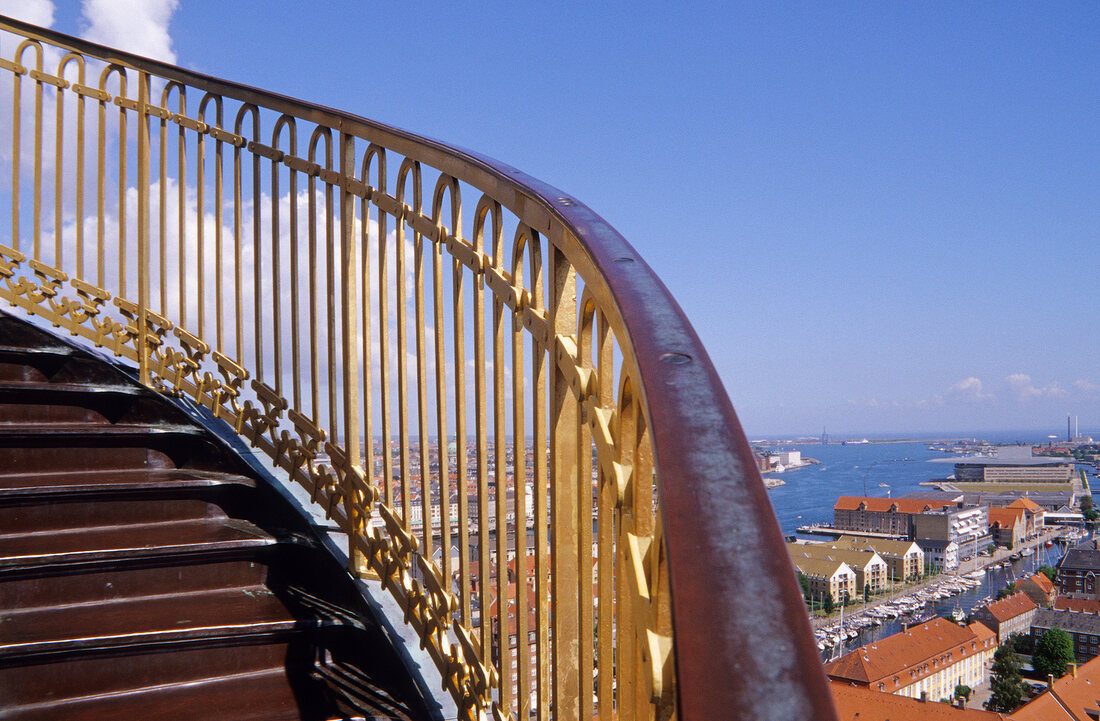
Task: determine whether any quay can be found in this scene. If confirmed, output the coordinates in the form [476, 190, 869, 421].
[796, 524, 906, 540]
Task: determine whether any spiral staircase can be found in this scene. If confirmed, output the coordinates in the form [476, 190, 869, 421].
[0, 310, 436, 720]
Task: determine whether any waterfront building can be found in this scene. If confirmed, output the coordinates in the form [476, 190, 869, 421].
[1006, 497, 1046, 536]
[1012, 654, 1100, 721]
[987, 507, 1027, 549]
[787, 543, 888, 594]
[917, 539, 960, 571]
[972, 592, 1038, 644]
[833, 497, 955, 537]
[773, 450, 802, 467]
[832, 536, 925, 581]
[790, 557, 857, 602]
[1056, 549, 1100, 599]
[911, 504, 991, 552]
[953, 457, 1074, 484]
[824, 618, 996, 701]
[1031, 608, 1100, 664]
[1015, 572, 1056, 607]
[830, 681, 1011, 720]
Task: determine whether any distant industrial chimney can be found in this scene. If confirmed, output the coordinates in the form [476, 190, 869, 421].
[1069, 415, 1073, 442]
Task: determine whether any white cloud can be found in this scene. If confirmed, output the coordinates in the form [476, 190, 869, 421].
[0, 0, 54, 26]
[945, 376, 993, 403]
[1075, 379, 1100, 396]
[1006, 373, 1066, 400]
[80, 0, 178, 63]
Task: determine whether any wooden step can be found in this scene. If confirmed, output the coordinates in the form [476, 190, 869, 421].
[0, 423, 238, 472]
[1, 584, 304, 659]
[0, 638, 335, 719]
[0, 558, 272, 610]
[4, 667, 337, 721]
[0, 497, 229, 535]
[0, 467, 256, 499]
[0, 379, 196, 426]
[0, 517, 275, 573]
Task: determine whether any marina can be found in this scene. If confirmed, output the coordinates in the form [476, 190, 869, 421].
[812, 531, 1082, 659]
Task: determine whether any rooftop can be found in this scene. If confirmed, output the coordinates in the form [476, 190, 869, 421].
[832, 536, 923, 556]
[1033, 608, 1100, 635]
[829, 682, 1010, 720]
[1055, 598, 1100, 614]
[1007, 497, 1044, 512]
[1060, 549, 1100, 573]
[835, 497, 957, 514]
[979, 591, 1038, 624]
[988, 507, 1026, 529]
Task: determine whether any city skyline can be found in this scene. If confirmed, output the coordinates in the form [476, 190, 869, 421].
[5, 0, 1098, 437]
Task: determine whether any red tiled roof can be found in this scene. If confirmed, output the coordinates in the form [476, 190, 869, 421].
[988, 507, 1024, 529]
[1007, 497, 1043, 512]
[1054, 597, 1100, 613]
[970, 620, 996, 645]
[982, 591, 1038, 623]
[1016, 571, 1055, 594]
[834, 496, 954, 514]
[830, 681, 1010, 720]
[824, 618, 988, 691]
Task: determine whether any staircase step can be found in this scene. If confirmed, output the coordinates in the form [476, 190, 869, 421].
[4, 667, 334, 721]
[0, 424, 237, 472]
[0, 517, 275, 572]
[0, 379, 198, 426]
[0, 498, 230, 535]
[0, 422, 205, 439]
[0, 585, 302, 658]
[0, 558, 272, 610]
[0, 467, 256, 498]
[0, 638, 328, 716]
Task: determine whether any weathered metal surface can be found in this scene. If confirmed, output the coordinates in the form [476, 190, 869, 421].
[0, 14, 838, 721]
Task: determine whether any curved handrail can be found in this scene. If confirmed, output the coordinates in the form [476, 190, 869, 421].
[0, 14, 837, 720]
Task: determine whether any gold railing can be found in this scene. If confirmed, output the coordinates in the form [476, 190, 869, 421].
[0, 16, 837, 721]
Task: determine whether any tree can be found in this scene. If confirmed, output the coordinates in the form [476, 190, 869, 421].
[997, 585, 1016, 600]
[986, 644, 1028, 713]
[1033, 628, 1075, 680]
[824, 591, 835, 615]
[863, 583, 871, 602]
[1008, 631, 1033, 655]
[1039, 565, 1058, 582]
[797, 571, 811, 601]
[1082, 496, 1099, 522]
[955, 684, 972, 702]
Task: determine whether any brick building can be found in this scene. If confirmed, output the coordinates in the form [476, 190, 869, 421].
[1057, 549, 1100, 599]
[972, 591, 1038, 643]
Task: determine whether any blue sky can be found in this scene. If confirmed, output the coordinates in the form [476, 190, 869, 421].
[9, 1, 1100, 437]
